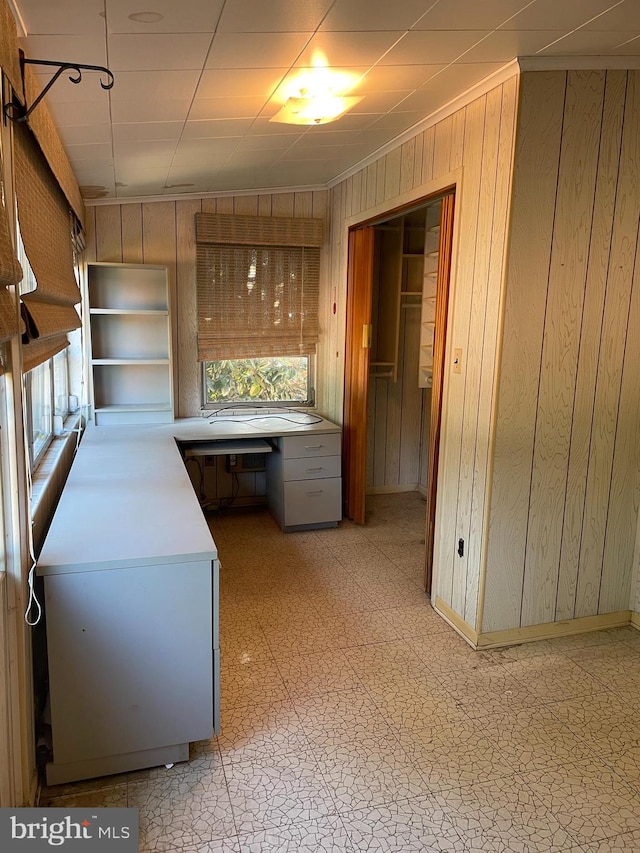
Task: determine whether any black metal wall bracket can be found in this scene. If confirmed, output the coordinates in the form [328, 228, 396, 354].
[4, 52, 114, 123]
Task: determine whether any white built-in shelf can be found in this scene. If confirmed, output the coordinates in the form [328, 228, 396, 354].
[88, 262, 174, 426]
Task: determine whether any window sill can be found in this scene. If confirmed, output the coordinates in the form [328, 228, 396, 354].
[31, 415, 83, 554]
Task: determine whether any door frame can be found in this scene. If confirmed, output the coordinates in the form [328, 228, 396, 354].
[342, 187, 456, 589]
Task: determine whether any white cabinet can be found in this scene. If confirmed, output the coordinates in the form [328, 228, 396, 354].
[266, 430, 342, 531]
[88, 263, 174, 425]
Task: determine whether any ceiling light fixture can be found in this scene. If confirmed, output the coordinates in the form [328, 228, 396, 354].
[270, 52, 362, 126]
[128, 11, 164, 23]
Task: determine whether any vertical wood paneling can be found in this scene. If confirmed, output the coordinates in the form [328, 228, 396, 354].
[95, 205, 122, 262]
[384, 147, 401, 200]
[258, 195, 272, 216]
[421, 126, 435, 184]
[120, 203, 143, 263]
[400, 138, 416, 194]
[452, 89, 500, 618]
[365, 163, 377, 209]
[375, 157, 386, 205]
[583, 71, 640, 615]
[0, 576, 12, 807]
[437, 95, 487, 612]
[433, 115, 454, 177]
[413, 132, 425, 189]
[176, 199, 201, 417]
[398, 309, 423, 484]
[483, 72, 566, 633]
[83, 207, 96, 263]
[343, 177, 353, 220]
[351, 172, 363, 216]
[233, 195, 258, 215]
[521, 70, 605, 627]
[272, 192, 295, 217]
[450, 109, 466, 171]
[216, 197, 234, 214]
[555, 71, 627, 620]
[466, 77, 517, 628]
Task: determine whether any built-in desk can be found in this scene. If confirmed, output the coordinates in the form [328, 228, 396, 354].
[37, 413, 341, 784]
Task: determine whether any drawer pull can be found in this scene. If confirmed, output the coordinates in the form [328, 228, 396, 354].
[306, 466, 323, 472]
[304, 444, 323, 450]
[306, 489, 324, 496]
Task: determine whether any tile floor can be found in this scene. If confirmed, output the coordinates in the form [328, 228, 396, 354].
[41, 493, 640, 851]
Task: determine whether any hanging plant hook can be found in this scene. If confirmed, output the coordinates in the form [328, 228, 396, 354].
[4, 52, 114, 123]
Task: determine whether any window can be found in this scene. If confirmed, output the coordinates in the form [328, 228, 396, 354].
[23, 348, 70, 467]
[195, 213, 322, 407]
[203, 356, 313, 405]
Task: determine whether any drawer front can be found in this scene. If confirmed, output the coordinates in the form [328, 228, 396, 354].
[282, 432, 341, 459]
[283, 455, 341, 482]
[284, 478, 342, 527]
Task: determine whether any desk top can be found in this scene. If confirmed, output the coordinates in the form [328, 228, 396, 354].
[37, 414, 340, 576]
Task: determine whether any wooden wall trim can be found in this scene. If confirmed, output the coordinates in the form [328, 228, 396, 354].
[477, 610, 632, 649]
[433, 597, 478, 648]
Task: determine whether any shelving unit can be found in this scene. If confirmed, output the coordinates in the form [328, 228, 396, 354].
[87, 263, 174, 425]
[418, 203, 442, 388]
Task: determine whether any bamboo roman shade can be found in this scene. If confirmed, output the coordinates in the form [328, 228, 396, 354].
[14, 122, 80, 369]
[195, 213, 323, 362]
[0, 189, 22, 346]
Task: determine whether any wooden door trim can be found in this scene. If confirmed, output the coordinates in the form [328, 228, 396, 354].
[424, 191, 455, 594]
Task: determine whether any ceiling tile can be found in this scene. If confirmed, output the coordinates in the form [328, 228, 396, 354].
[65, 142, 114, 164]
[355, 64, 447, 93]
[113, 140, 179, 161]
[59, 124, 112, 145]
[232, 134, 302, 151]
[264, 160, 338, 184]
[350, 90, 414, 113]
[413, 61, 505, 105]
[188, 96, 269, 121]
[116, 182, 168, 196]
[19, 33, 107, 65]
[197, 69, 288, 100]
[111, 99, 192, 123]
[296, 31, 406, 67]
[45, 98, 111, 126]
[582, 1, 640, 30]
[173, 138, 243, 165]
[206, 32, 313, 69]
[380, 30, 492, 65]
[113, 122, 185, 143]
[182, 119, 257, 139]
[106, 0, 225, 33]
[17, 0, 106, 36]
[249, 117, 317, 135]
[320, 0, 433, 31]
[107, 33, 213, 71]
[224, 150, 288, 168]
[280, 143, 346, 160]
[367, 110, 427, 131]
[501, 0, 623, 30]
[412, 0, 534, 30]
[297, 128, 363, 144]
[537, 28, 640, 54]
[458, 29, 569, 61]
[109, 70, 200, 102]
[218, 0, 334, 33]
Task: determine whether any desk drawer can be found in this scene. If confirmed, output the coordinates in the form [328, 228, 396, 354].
[283, 478, 341, 527]
[283, 455, 341, 482]
[282, 433, 341, 459]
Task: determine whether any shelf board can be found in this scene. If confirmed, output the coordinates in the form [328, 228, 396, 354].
[402, 252, 423, 258]
[89, 308, 169, 315]
[92, 358, 170, 365]
[427, 224, 441, 233]
[400, 290, 421, 296]
[426, 250, 439, 258]
[94, 403, 172, 413]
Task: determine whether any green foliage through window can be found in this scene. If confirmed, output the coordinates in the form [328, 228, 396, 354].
[204, 357, 310, 403]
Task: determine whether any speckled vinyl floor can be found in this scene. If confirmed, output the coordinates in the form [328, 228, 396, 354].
[41, 492, 640, 851]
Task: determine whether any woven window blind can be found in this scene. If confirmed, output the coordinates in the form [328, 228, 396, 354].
[195, 213, 323, 362]
[13, 122, 80, 371]
[0, 188, 22, 348]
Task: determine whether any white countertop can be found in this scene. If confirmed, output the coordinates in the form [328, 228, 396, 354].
[37, 414, 340, 575]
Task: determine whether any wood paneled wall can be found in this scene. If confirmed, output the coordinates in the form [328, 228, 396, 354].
[327, 75, 519, 630]
[483, 70, 640, 633]
[366, 305, 429, 492]
[84, 191, 329, 418]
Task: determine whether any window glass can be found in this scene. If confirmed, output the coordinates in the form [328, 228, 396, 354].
[203, 356, 312, 405]
[28, 361, 52, 464]
[53, 349, 69, 417]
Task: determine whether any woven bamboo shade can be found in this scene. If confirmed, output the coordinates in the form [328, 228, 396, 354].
[14, 122, 81, 370]
[0, 193, 22, 345]
[0, 0, 23, 98]
[195, 213, 323, 362]
[23, 63, 85, 226]
[21, 334, 68, 374]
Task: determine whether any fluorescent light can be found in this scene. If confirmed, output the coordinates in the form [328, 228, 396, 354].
[270, 94, 363, 125]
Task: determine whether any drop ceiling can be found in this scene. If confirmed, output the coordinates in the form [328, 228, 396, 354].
[11, 0, 640, 201]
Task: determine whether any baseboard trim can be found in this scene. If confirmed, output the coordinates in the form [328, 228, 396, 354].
[476, 610, 632, 649]
[434, 597, 478, 648]
[631, 611, 640, 631]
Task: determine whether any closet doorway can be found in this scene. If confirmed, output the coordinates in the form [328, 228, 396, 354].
[343, 191, 455, 594]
